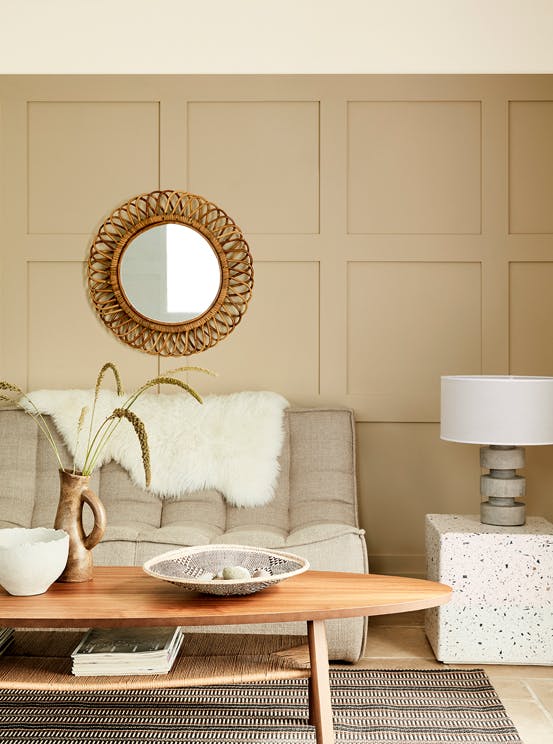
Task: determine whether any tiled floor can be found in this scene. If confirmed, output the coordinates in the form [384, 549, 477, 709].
[359, 612, 553, 744]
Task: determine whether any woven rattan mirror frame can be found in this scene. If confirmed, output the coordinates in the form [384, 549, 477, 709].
[87, 190, 253, 356]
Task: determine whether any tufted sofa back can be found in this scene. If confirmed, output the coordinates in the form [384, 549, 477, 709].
[0, 408, 361, 558]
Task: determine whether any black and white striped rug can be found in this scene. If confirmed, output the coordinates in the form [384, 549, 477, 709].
[0, 668, 522, 743]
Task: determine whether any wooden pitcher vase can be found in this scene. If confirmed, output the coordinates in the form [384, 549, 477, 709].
[54, 469, 107, 582]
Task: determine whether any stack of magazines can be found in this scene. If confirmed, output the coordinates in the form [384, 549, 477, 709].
[0, 628, 14, 656]
[71, 626, 184, 676]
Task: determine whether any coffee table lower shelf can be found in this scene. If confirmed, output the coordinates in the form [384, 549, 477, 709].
[0, 630, 311, 689]
[0, 567, 451, 744]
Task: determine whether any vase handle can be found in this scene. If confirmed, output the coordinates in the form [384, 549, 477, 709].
[81, 487, 107, 550]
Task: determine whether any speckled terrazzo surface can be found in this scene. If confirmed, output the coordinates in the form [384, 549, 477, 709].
[425, 514, 553, 665]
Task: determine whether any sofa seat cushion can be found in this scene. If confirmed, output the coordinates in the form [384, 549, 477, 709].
[98, 522, 361, 552]
[216, 527, 288, 548]
[287, 523, 364, 548]
[96, 522, 366, 570]
[99, 522, 224, 548]
[160, 491, 226, 532]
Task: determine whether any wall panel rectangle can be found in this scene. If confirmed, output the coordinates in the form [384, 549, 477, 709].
[347, 101, 481, 235]
[509, 101, 553, 234]
[509, 261, 553, 375]
[187, 101, 319, 234]
[347, 261, 482, 420]
[27, 261, 157, 390]
[357, 422, 477, 576]
[28, 101, 160, 234]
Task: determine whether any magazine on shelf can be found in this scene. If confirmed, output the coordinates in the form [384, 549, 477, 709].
[71, 626, 184, 676]
[0, 628, 14, 656]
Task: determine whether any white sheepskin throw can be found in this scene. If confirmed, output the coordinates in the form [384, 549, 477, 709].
[24, 390, 289, 508]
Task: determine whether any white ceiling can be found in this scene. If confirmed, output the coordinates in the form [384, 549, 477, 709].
[1, 0, 553, 74]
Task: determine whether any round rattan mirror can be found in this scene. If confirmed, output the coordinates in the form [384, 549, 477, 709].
[87, 190, 253, 356]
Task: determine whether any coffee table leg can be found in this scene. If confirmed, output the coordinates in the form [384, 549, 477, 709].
[307, 619, 335, 744]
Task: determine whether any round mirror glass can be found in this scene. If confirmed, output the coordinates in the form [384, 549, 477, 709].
[119, 223, 221, 323]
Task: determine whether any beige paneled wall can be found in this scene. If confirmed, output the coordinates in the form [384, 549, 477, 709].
[187, 101, 320, 234]
[347, 101, 482, 234]
[2, 75, 553, 577]
[27, 102, 160, 234]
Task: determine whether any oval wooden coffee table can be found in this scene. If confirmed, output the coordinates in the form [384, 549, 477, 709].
[0, 566, 451, 744]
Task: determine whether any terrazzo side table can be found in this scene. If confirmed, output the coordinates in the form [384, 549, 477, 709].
[425, 513, 553, 664]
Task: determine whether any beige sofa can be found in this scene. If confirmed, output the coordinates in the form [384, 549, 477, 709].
[0, 407, 368, 661]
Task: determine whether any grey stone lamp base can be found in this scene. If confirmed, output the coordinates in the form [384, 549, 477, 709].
[479, 445, 526, 526]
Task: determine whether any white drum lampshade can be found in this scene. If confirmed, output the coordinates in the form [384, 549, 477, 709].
[441, 376, 553, 526]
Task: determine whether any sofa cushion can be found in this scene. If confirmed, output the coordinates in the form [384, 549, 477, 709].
[216, 526, 288, 547]
[99, 461, 162, 527]
[287, 523, 363, 547]
[288, 409, 358, 531]
[96, 522, 366, 570]
[0, 410, 39, 528]
[161, 490, 226, 533]
[224, 417, 290, 534]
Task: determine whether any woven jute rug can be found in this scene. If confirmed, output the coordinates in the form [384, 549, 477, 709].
[0, 668, 521, 743]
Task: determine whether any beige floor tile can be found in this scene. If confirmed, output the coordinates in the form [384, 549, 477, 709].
[501, 698, 553, 744]
[369, 610, 425, 627]
[525, 679, 553, 719]
[417, 660, 553, 679]
[477, 664, 553, 680]
[483, 676, 535, 702]
[363, 626, 435, 659]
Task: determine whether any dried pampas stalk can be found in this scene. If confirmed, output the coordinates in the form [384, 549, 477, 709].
[86, 362, 124, 460]
[0, 382, 23, 394]
[95, 362, 124, 396]
[73, 406, 89, 474]
[108, 408, 151, 487]
[165, 365, 217, 378]
[130, 377, 203, 405]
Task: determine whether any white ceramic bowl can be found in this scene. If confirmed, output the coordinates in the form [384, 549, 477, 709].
[0, 527, 69, 596]
[143, 544, 310, 596]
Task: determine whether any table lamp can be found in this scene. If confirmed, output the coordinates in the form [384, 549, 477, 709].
[440, 375, 553, 526]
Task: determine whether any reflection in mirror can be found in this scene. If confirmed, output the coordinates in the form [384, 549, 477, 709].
[119, 224, 221, 323]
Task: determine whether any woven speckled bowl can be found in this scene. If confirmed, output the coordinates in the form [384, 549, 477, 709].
[143, 544, 309, 596]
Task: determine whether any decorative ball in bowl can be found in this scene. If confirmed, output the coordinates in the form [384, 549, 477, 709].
[0, 527, 69, 596]
[143, 544, 309, 596]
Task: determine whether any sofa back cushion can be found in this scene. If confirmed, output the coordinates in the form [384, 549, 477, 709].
[0, 407, 358, 536]
[289, 408, 358, 530]
[0, 410, 39, 528]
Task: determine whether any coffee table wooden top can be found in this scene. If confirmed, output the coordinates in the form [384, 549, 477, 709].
[0, 567, 450, 628]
